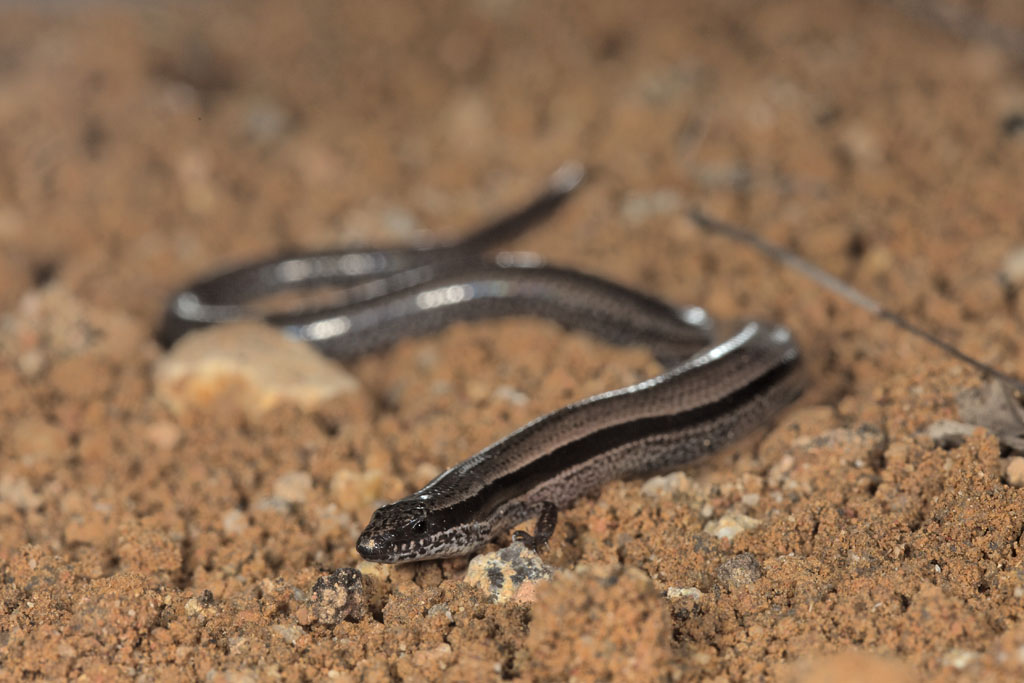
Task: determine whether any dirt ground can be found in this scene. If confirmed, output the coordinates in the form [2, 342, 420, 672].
[3, 0, 1024, 680]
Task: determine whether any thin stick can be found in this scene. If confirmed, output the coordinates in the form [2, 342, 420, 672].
[689, 208, 1024, 394]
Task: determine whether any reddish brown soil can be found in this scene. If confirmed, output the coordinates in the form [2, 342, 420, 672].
[3, 1, 1024, 680]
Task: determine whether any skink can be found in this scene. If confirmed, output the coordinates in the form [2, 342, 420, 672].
[159, 163, 805, 563]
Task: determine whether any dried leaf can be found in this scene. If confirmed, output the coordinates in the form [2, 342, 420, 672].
[956, 380, 1024, 453]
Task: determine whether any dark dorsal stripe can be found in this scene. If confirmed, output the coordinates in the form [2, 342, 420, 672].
[436, 350, 801, 528]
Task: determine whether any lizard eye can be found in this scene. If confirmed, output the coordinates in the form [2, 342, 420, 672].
[411, 519, 428, 535]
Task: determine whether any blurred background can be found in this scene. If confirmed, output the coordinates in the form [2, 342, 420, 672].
[2, 0, 1021, 332]
[4, 1, 1024, 680]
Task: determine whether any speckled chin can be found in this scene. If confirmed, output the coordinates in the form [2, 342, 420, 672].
[356, 514, 491, 564]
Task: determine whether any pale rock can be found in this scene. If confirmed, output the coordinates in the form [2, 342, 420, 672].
[0, 475, 43, 510]
[666, 587, 703, 601]
[1005, 456, 1024, 487]
[941, 648, 979, 671]
[143, 420, 183, 451]
[641, 471, 692, 497]
[1002, 246, 1024, 287]
[154, 322, 361, 417]
[306, 568, 365, 624]
[272, 471, 314, 505]
[464, 542, 553, 603]
[221, 509, 249, 537]
[704, 513, 762, 540]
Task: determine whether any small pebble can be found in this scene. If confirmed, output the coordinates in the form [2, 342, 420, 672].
[16, 349, 45, 378]
[941, 648, 979, 671]
[716, 553, 762, 589]
[270, 624, 303, 645]
[808, 425, 886, 464]
[272, 471, 314, 505]
[0, 475, 43, 510]
[307, 568, 366, 624]
[493, 384, 529, 406]
[766, 454, 796, 488]
[703, 513, 761, 540]
[184, 591, 218, 624]
[426, 603, 454, 623]
[464, 542, 553, 603]
[666, 587, 703, 601]
[620, 189, 682, 226]
[253, 496, 291, 515]
[1002, 246, 1024, 287]
[143, 420, 183, 451]
[641, 471, 693, 497]
[1004, 457, 1024, 487]
[221, 509, 249, 537]
[838, 121, 882, 165]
